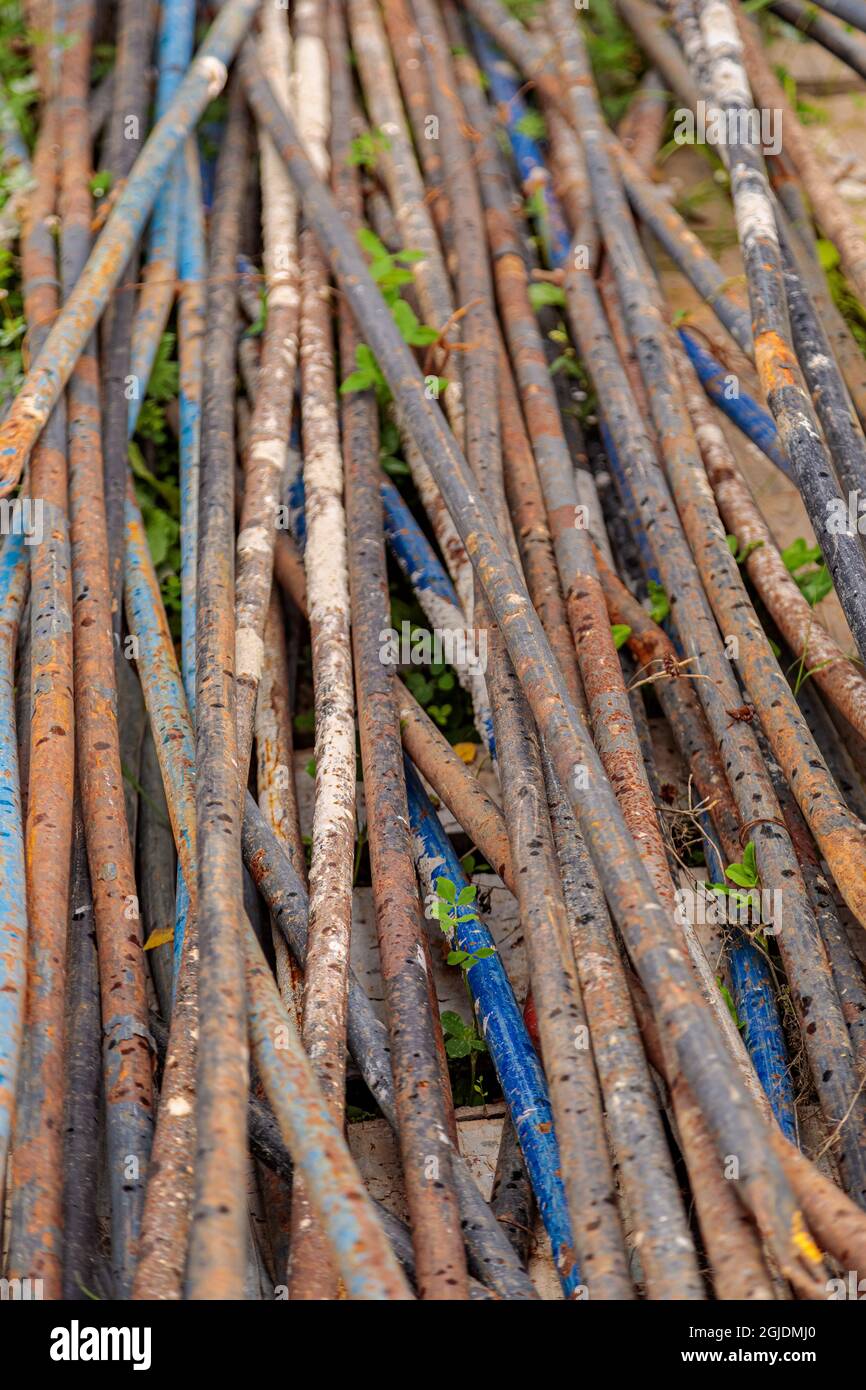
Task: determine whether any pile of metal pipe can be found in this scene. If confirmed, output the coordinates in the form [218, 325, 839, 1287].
[2, 0, 866, 1303]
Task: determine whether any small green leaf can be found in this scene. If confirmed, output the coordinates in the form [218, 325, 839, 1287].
[470, 946, 495, 962]
[146, 331, 180, 401]
[381, 455, 410, 476]
[347, 129, 392, 170]
[440, 1010, 464, 1037]
[735, 538, 764, 564]
[357, 226, 390, 261]
[742, 841, 757, 879]
[796, 565, 832, 607]
[611, 623, 632, 650]
[89, 168, 113, 197]
[528, 281, 566, 310]
[406, 321, 439, 346]
[142, 507, 177, 568]
[514, 110, 547, 140]
[726, 857, 758, 889]
[390, 302, 418, 341]
[549, 352, 582, 379]
[128, 441, 179, 509]
[456, 884, 477, 906]
[340, 369, 375, 395]
[445, 1037, 471, 1058]
[647, 579, 670, 625]
[405, 671, 435, 704]
[717, 977, 744, 1030]
[816, 238, 840, 273]
[781, 537, 821, 573]
[436, 876, 456, 902]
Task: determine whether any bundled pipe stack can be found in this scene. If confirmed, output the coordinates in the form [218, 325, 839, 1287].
[2, 0, 866, 1301]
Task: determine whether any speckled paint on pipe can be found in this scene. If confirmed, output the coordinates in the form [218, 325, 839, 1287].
[187, 84, 249, 1302]
[6, 99, 72, 1301]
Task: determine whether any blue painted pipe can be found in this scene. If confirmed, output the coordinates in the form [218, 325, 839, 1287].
[178, 159, 205, 712]
[469, 22, 572, 269]
[147, 0, 197, 264]
[729, 939, 797, 1142]
[171, 152, 206, 989]
[381, 477, 460, 604]
[700, 819, 797, 1141]
[678, 330, 793, 482]
[127, 0, 197, 438]
[0, 531, 27, 1199]
[403, 757, 580, 1297]
[286, 460, 306, 552]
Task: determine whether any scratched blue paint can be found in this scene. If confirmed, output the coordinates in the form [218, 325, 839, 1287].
[125, 492, 196, 993]
[678, 330, 793, 481]
[470, 22, 572, 269]
[403, 758, 581, 1296]
[379, 479, 495, 751]
[0, 530, 27, 1190]
[177, 156, 204, 711]
[380, 477, 460, 603]
[729, 939, 798, 1142]
[127, 0, 197, 437]
[286, 460, 306, 551]
[126, 7, 201, 984]
[124, 495, 195, 888]
[172, 141, 205, 991]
